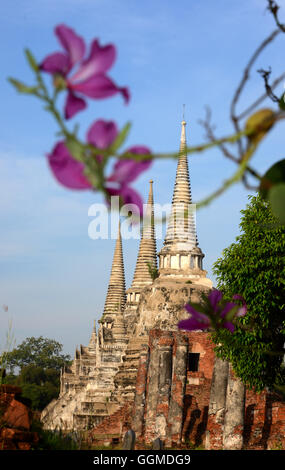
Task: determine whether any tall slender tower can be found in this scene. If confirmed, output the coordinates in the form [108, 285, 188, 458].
[126, 180, 157, 307]
[102, 220, 126, 316]
[158, 119, 206, 280]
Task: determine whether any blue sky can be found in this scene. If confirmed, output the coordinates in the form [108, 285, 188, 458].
[1, 0, 284, 357]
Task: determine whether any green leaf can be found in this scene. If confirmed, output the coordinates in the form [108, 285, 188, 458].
[245, 108, 276, 144]
[259, 159, 285, 199]
[65, 137, 85, 162]
[25, 49, 39, 72]
[224, 305, 239, 323]
[279, 93, 285, 111]
[8, 77, 39, 95]
[268, 183, 285, 225]
[109, 122, 131, 153]
[212, 194, 285, 391]
[83, 167, 99, 188]
[146, 262, 159, 280]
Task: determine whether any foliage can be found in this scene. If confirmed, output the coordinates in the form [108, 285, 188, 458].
[5, 336, 71, 373]
[180, 290, 246, 333]
[31, 420, 80, 450]
[146, 262, 159, 281]
[212, 194, 285, 392]
[260, 158, 285, 224]
[3, 337, 71, 410]
[0, 317, 15, 386]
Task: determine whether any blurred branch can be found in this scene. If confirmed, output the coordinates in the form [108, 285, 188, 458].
[237, 72, 285, 120]
[199, 107, 239, 164]
[198, 107, 261, 191]
[230, 28, 280, 157]
[197, 9, 285, 197]
[258, 67, 281, 103]
[267, 0, 285, 32]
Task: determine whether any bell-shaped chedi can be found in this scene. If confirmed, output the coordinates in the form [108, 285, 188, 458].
[163, 120, 196, 248]
[133, 119, 212, 336]
[158, 120, 211, 287]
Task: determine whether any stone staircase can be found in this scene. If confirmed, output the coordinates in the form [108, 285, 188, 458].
[112, 336, 149, 403]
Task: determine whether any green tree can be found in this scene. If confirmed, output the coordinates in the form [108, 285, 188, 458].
[212, 194, 285, 392]
[5, 336, 70, 373]
[20, 364, 59, 409]
[4, 337, 71, 410]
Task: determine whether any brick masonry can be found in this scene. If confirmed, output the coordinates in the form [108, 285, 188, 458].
[88, 329, 285, 450]
[0, 385, 39, 450]
[88, 402, 132, 448]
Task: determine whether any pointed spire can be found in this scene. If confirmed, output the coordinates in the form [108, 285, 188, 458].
[103, 220, 126, 316]
[130, 180, 157, 290]
[163, 119, 197, 248]
[88, 320, 97, 349]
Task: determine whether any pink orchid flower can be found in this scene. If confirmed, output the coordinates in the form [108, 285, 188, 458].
[178, 289, 247, 333]
[40, 24, 129, 119]
[47, 119, 152, 215]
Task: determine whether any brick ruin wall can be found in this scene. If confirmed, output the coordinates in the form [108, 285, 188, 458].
[0, 385, 39, 450]
[89, 329, 285, 450]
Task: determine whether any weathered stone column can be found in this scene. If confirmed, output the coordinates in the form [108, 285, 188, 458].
[131, 345, 149, 437]
[223, 363, 246, 450]
[144, 331, 161, 443]
[155, 333, 173, 440]
[205, 357, 229, 449]
[166, 332, 188, 446]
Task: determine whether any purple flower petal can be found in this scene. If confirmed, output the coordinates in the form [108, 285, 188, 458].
[120, 87, 130, 103]
[223, 322, 235, 333]
[55, 24, 85, 68]
[120, 185, 144, 215]
[233, 294, 247, 317]
[185, 304, 210, 324]
[185, 303, 200, 317]
[236, 306, 247, 317]
[64, 90, 87, 119]
[40, 52, 71, 76]
[232, 294, 245, 302]
[70, 74, 130, 103]
[108, 147, 151, 185]
[220, 302, 236, 319]
[47, 141, 92, 189]
[178, 317, 209, 331]
[86, 119, 118, 149]
[70, 39, 116, 82]
[208, 289, 223, 312]
[107, 185, 143, 216]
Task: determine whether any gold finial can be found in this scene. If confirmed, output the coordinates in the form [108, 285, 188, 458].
[149, 179, 153, 184]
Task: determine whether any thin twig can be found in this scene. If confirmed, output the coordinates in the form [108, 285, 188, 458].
[199, 106, 239, 164]
[230, 28, 280, 156]
[196, 140, 259, 209]
[198, 106, 262, 183]
[237, 72, 285, 120]
[267, 0, 285, 32]
[257, 67, 280, 103]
